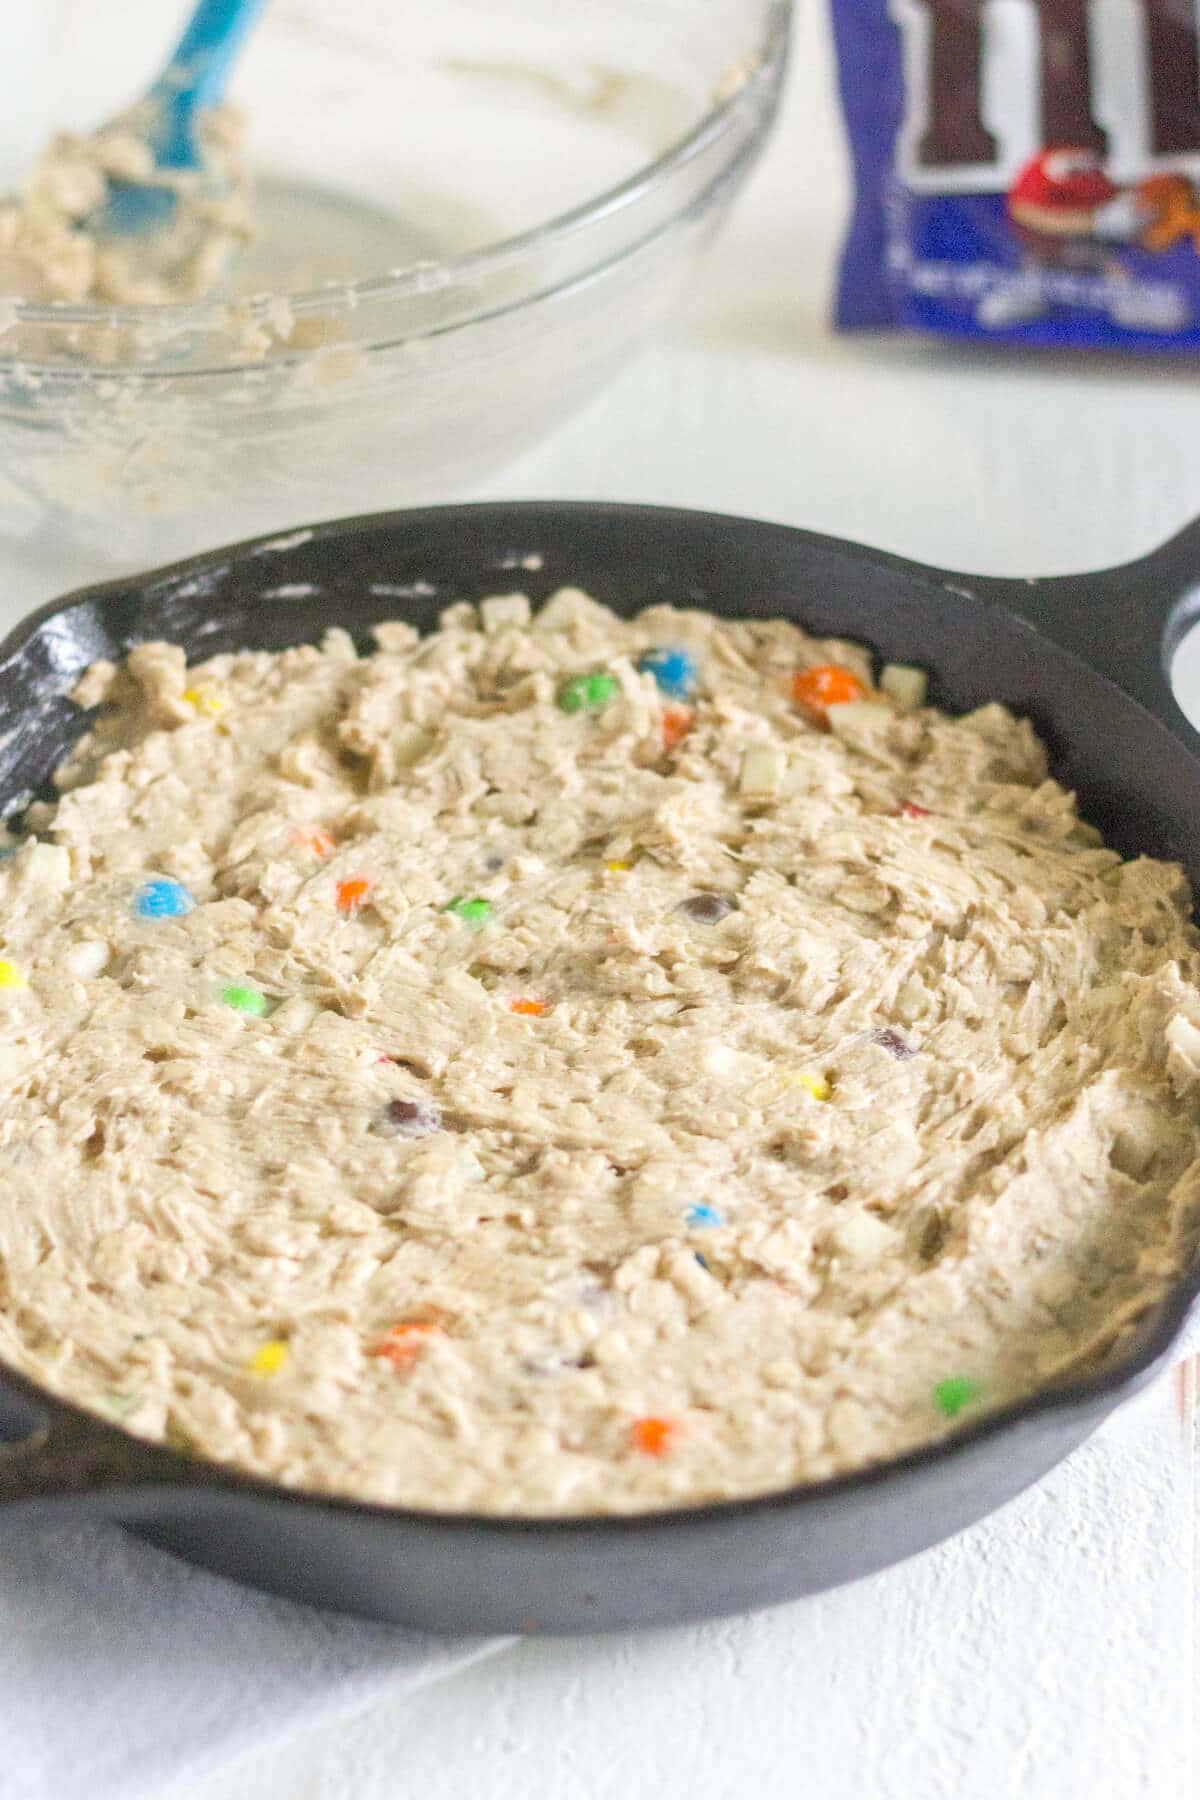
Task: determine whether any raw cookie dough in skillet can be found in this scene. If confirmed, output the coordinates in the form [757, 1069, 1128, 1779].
[1, 587, 1198, 1515]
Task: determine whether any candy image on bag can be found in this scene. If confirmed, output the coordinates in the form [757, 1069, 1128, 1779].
[832, 0, 1200, 347]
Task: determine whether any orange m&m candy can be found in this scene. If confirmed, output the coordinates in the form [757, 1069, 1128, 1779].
[372, 1322, 442, 1371]
[336, 877, 373, 913]
[791, 664, 869, 727]
[661, 705, 694, 752]
[630, 1415, 679, 1457]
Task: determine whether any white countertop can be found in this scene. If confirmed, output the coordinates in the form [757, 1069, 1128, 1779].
[6, 8, 1199, 1797]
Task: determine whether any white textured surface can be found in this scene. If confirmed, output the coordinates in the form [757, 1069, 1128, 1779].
[0, 1521, 500, 1800]
[4, 5, 1200, 1796]
[179, 1376, 1197, 1800]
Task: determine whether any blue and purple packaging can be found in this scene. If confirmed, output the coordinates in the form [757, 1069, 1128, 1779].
[832, 0, 1200, 348]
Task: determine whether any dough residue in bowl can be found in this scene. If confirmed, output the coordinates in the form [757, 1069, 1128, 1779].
[0, 588, 1197, 1514]
[0, 103, 250, 304]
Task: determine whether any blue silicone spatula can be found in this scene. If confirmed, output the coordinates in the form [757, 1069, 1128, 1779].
[90, 0, 270, 240]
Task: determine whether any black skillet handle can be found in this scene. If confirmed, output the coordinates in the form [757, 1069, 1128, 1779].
[0, 1377, 190, 1510]
[940, 514, 1200, 758]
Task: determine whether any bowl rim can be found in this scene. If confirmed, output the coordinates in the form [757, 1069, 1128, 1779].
[1, 0, 793, 341]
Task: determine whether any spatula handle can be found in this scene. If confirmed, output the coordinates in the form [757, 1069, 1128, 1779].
[149, 0, 270, 163]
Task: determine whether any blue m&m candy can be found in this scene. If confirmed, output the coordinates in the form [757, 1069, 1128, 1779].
[134, 878, 195, 920]
[686, 1202, 724, 1228]
[636, 647, 697, 700]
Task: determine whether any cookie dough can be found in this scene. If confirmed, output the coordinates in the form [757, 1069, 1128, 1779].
[0, 588, 1197, 1515]
[0, 103, 250, 304]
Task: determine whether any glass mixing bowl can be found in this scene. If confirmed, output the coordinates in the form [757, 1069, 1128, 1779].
[0, 0, 791, 572]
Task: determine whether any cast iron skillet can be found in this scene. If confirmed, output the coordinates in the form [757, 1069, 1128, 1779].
[1, 501, 1199, 1635]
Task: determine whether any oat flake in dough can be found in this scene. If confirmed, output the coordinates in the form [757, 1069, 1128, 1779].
[1, 588, 1199, 1516]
